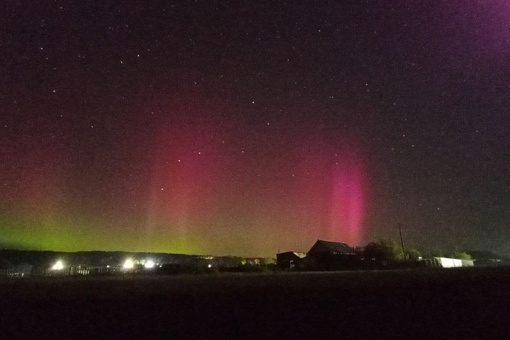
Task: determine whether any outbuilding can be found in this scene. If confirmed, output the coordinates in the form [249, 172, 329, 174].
[276, 251, 306, 270]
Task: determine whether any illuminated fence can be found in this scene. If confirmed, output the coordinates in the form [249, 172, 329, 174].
[68, 265, 122, 275]
[0, 265, 33, 278]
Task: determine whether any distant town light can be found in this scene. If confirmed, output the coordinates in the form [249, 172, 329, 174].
[51, 260, 64, 270]
[123, 258, 134, 269]
[144, 260, 155, 269]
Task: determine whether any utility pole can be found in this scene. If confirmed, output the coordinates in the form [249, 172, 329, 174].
[398, 223, 407, 262]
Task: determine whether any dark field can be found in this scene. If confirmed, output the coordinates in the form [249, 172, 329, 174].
[1, 268, 510, 339]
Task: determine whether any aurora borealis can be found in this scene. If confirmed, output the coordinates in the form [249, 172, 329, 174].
[2, 2, 510, 256]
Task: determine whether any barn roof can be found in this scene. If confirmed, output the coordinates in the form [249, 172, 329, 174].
[307, 240, 355, 255]
[276, 251, 306, 259]
[276, 251, 306, 257]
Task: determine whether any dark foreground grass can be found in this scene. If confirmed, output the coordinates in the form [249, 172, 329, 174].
[1, 267, 510, 339]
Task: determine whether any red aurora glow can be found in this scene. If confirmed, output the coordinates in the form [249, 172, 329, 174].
[144, 114, 369, 253]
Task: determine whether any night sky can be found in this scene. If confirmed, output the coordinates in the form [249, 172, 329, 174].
[2, 1, 509, 257]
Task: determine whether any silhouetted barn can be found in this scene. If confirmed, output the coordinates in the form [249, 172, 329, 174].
[276, 251, 306, 270]
[305, 240, 360, 270]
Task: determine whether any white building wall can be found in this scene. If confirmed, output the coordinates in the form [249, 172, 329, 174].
[431, 257, 473, 268]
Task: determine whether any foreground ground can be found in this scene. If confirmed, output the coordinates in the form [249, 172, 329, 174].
[1, 267, 510, 338]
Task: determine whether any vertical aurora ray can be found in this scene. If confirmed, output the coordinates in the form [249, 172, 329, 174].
[294, 135, 368, 247]
[146, 114, 227, 252]
[330, 155, 366, 246]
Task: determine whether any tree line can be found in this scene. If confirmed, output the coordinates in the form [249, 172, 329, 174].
[360, 239, 472, 263]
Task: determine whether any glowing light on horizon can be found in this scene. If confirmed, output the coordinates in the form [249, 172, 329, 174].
[123, 258, 134, 269]
[144, 260, 155, 269]
[51, 260, 64, 270]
